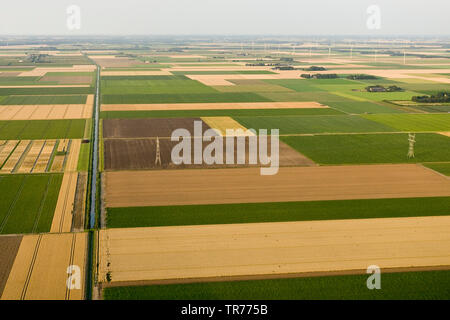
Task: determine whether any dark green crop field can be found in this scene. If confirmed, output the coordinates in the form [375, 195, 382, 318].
[0, 95, 87, 105]
[234, 114, 394, 134]
[0, 119, 85, 140]
[104, 270, 450, 300]
[100, 108, 343, 119]
[282, 133, 450, 164]
[0, 174, 62, 235]
[102, 92, 271, 104]
[106, 197, 450, 228]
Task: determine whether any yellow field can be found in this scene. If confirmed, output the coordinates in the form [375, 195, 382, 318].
[0, 140, 30, 173]
[1, 233, 87, 300]
[0, 105, 92, 120]
[201, 116, 255, 136]
[17, 140, 45, 173]
[50, 172, 78, 233]
[0, 140, 18, 166]
[33, 140, 57, 173]
[98, 216, 450, 283]
[65, 140, 81, 172]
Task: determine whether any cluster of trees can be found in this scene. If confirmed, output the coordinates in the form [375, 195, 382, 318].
[412, 92, 450, 103]
[26, 54, 49, 63]
[302, 66, 326, 71]
[347, 74, 378, 80]
[301, 73, 338, 79]
[273, 66, 295, 70]
[365, 85, 403, 92]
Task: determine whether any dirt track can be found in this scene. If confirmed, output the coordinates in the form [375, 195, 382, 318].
[98, 216, 450, 283]
[105, 164, 450, 207]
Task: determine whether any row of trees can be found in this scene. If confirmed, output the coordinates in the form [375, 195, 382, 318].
[301, 73, 338, 79]
[412, 92, 450, 103]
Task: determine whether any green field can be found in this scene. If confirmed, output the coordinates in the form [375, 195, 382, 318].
[325, 101, 403, 114]
[282, 133, 450, 164]
[106, 197, 450, 228]
[363, 114, 450, 131]
[102, 76, 217, 95]
[100, 108, 343, 119]
[424, 163, 450, 176]
[0, 119, 85, 140]
[0, 174, 62, 234]
[0, 95, 87, 105]
[0, 87, 94, 95]
[102, 92, 271, 104]
[234, 115, 394, 134]
[77, 141, 91, 171]
[103, 270, 450, 300]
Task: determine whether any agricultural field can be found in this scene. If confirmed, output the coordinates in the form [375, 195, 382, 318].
[0, 119, 86, 140]
[1, 36, 450, 302]
[0, 174, 62, 234]
[104, 270, 450, 300]
[0, 47, 93, 300]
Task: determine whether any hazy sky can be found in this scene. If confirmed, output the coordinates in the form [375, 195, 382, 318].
[0, 0, 449, 36]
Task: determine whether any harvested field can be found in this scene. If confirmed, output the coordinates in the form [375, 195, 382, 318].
[19, 65, 96, 77]
[103, 118, 211, 138]
[33, 140, 56, 173]
[104, 138, 314, 170]
[39, 75, 93, 85]
[201, 116, 254, 136]
[0, 140, 18, 166]
[90, 57, 140, 68]
[0, 105, 92, 120]
[65, 139, 81, 172]
[0, 236, 22, 297]
[50, 155, 65, 172]
[98, 216, 450, 283]
[51, 172, 78, 233]
[0, 140, 30, 173]
[58, 139, 69, 153]
[1, 233, 87, 300]
[0, 140, 57, 173]
[101, 101, 329, 112]
[17, 140, 44, 173]
[105, 164, 450, 207]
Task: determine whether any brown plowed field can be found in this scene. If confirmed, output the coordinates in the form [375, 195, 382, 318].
[98, 216, 450, 283]
[0, 236, 22, 297]
[103, 118, 211, 138]
[105, 164, 450, 207]
[104, 137, 315, 170]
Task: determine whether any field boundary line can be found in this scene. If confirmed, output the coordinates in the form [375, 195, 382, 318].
[65, 233, 77, 300]
[20, 234, 42, 300]
[31, 175, 53, 233]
